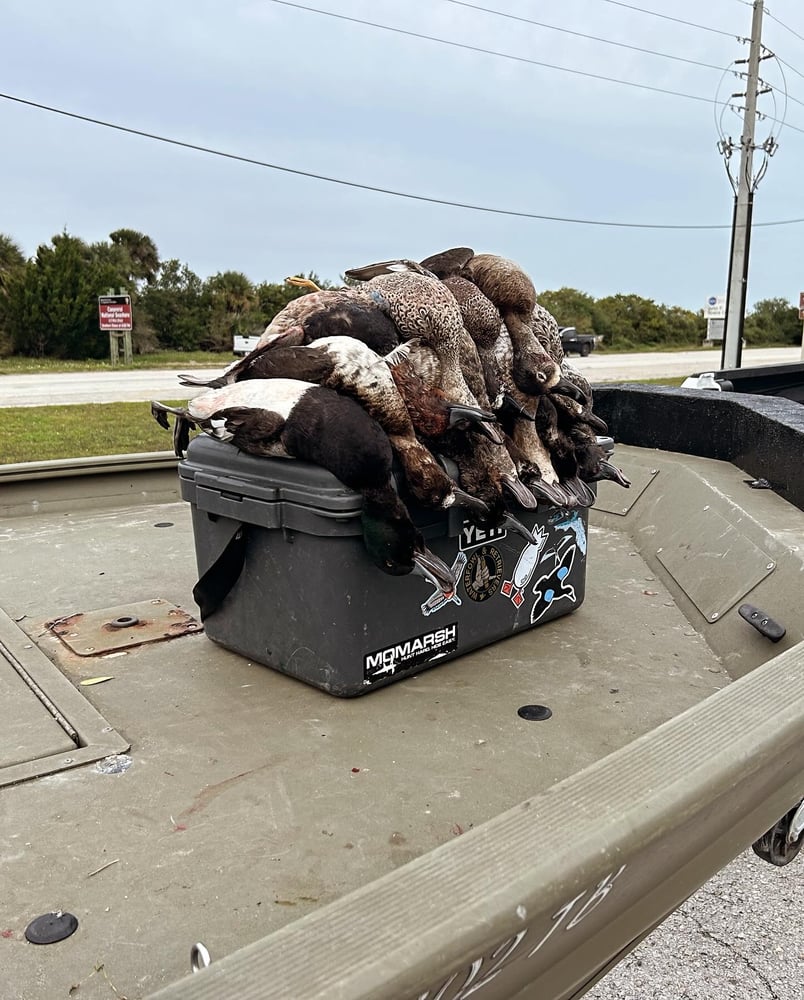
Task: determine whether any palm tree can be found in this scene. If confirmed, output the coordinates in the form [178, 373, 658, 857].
[109, 229, 160, 285]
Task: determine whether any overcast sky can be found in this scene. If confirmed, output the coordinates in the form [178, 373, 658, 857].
[2, 0, 803, 310]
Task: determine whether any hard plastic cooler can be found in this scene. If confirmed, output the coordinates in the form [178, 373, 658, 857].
[179, 435, 589, 696]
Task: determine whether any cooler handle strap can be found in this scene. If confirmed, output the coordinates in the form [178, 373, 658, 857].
[193, 522, 248, 621]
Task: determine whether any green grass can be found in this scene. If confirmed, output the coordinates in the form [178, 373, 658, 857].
[1, 400, 183, 464]
[1, 377, 687, 465]
[0, 351, 227, 375]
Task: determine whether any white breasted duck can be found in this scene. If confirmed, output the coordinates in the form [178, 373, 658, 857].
[178, 337, 488, 517]
[150, 379, 457, 594]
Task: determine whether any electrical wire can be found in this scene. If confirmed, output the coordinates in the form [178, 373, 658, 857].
[585, 0, 738, 38]
[772, 51, 804, 83]
[440, 0, 727, 72]
[266, 0, 744, 107]
[765, 10, 804, 46]
[2, 91, 804, 230]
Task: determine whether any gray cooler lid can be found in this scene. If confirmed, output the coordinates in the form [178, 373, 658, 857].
[178, 435, 364, 515]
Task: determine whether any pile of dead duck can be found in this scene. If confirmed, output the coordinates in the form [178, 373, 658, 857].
[151, 247, 630, 595]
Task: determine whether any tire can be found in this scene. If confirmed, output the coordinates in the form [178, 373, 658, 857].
[579, 343, 591, 357]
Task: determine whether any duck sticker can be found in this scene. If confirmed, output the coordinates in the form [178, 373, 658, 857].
[549, 510, 587, 555]
[500, 526, 549, 607]
[421, 551, 467, 616]
[530, 538, 578, 624]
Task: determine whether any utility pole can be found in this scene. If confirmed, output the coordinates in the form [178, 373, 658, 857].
[721, 0, 766, 370]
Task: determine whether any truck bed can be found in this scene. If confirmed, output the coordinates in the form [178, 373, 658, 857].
[2, 394, 803, 1000]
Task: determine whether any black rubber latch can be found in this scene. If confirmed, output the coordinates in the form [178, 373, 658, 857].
[25, 911, 78, 944]
[738, 603, 786, 642]
[192, 524, 247, 622]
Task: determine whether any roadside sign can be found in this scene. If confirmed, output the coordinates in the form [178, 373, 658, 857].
[704, 295, 726, 319]
[98, 295, 133, 331]
[799, 291, 804, 321]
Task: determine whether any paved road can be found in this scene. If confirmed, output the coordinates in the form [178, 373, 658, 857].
[571, 346, 802, 383]
[1, 347, 801, 408]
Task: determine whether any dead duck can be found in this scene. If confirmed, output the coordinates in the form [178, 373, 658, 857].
[343, 258, 486, 413]
[150, 380, 457, 594]
[459, 254, 561, 394]
[430, 427, 541, 545]
[259, 285, 401, 356]
[178, 337, 488, 517]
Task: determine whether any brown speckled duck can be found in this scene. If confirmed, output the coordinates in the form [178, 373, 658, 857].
[343, 259, 486, 414]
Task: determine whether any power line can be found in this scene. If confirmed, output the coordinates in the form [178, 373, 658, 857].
[440, 0, 727, 72]
[267, 0, 738, 106]
[587, 0, 738, 38]
[771, 50, 804, 82]
[2, 91, 804, 230]
[765, 9, 804, 45]
[266, 0, 804, 134]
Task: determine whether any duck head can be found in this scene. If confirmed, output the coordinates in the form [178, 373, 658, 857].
[361, 499, 457, 596]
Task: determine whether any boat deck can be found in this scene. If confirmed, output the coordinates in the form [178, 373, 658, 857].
[1, 443, 801, 1000]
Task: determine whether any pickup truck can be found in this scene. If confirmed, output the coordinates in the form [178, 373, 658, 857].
[560, 326, 596, 356]
[1, 385, 802, 1000]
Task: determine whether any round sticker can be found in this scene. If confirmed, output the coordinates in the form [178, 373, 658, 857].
[463, 545, 503, 602]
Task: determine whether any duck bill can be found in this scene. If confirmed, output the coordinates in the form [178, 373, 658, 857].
[501, 474, 539, 510]
[500, 393, 536, 421]
[563, 477, 597, 507]
[588, 413, 609, 435]
[552, 378, 588, 404]
[447, 404, 504, 444]
[598, 459, 631, 488]
[411, 543, 458, 597]
[500, 512, 538, 546]
[530, 479, 574, 508]
[449, 486, 490, 516]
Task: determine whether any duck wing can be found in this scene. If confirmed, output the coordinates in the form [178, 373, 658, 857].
[419, 247, 475, 278]
[344, 259, 431, 281]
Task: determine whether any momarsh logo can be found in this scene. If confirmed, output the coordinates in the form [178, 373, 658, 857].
[364, 624, 459, 682]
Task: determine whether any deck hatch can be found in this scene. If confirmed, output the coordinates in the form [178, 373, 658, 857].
[0, 608, 129, 788]
[47, 599, 202, 656]
[595, 465, 659, 516]
[656, 507, 776, 621]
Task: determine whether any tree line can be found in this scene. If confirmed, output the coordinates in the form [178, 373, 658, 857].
[1, 229, 800, 359]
